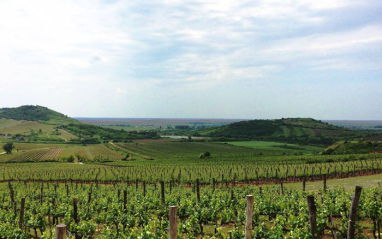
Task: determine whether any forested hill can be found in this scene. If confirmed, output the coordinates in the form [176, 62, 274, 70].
[0, 105, 79, 125]
[198, 118, 366, 146]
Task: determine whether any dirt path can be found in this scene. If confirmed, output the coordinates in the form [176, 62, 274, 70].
[109, 142, 150, 160]
[59, 135, 68, 141]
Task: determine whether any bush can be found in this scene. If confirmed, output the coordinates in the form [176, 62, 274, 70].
[67, 155, 75, 162]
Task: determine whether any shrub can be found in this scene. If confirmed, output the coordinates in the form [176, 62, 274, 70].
[67, 155, 75, 163]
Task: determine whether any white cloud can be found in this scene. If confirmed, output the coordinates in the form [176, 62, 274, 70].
[0, 0, 381, 118]
[257, 24, 382, 72]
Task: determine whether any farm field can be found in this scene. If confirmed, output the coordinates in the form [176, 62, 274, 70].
[285, 173, 382, 191]
[0, 119, 55, 137]
[1, 141, 382, 182]
[0, 143, 125, 163]
[1, 140, 382, 238]
[223, 141, 325, 155]
[0, 178, 382, 238]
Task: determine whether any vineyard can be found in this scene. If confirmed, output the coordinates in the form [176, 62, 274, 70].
[8, 149, 63, 163]
[1, 140, 382, 237]
[0, 143, 125, 163]
[0, 180, 381, 238]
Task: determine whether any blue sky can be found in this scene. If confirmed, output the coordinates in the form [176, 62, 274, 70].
[0, 0, 381, 119]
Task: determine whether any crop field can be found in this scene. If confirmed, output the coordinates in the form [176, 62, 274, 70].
[1, 140, 382, 238]
[0, 179, 382, 238]
[286, 173, 382, 191]
[0, 119, 55, 137]
[112, 140, 267, 161]
[0, 143, 124, 163]
[56, 129, 78, 141]
[110, 139, 323, 162]
[7, 148, 63, 163]
[223, 141, 324, 155]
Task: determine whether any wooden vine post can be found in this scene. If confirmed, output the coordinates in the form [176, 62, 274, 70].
[245, 195, 254, 239]
[196, 179, 200, 203]
[303, 177, 306, 191]
[19, 198, 25, 230]
[143, 181, 146, 197]
[307, 195, 317, 239]
[323, 174, 327, 193]
[169, 206, 178, 239]
[280, 182, 284, 195]
[73, 198, 78, 224]
[161, 181, 165, 206]
[123, 190, 127, 211]
[88, 192, 92, 204]
[55, 224, 66, 239]
[73, 198, 80, 239]
[348, 186, 362, 239]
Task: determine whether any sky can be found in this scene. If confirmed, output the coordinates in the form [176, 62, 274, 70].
[0, 0, 381, 120]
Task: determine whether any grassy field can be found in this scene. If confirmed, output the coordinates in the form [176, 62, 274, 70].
[0, 143, 124, 163]
[0, 119, 55, 136]
[285, 173, 382, 192]
[1, 128, 382, 238]
[0, 118, 78, 142]
[224, 141, 324, 155]
[0, 140, 381, 184]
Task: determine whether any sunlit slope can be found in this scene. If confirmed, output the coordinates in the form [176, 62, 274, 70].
[0, 106, 79, 141]
[198, 118, 365, 146]
[0, 105, 79, 125]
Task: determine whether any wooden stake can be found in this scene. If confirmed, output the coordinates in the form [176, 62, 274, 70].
[245, 195, 254, 239]
[73, 198, 79, 222]
[143, 181, 146, 197]
[280, 182, 284, 195]
[347, 186, 362, 239]
[160, 181, 165, 206]
[55, 224, 66, 239]
[196, 179, 200, 203]
[19, 198, 25, 230]
[303, 177, 306, 191]
[123, 190, 127, 211]
[169, 206, 177, 239]
[307, 195, 317, 239]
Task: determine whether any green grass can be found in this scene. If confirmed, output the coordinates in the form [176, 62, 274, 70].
[223, 141, 324, 154]
[112, 140, 268, 164]
[285, 174, 382, 192]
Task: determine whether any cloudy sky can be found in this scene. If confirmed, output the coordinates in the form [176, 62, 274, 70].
[0, 0, 381, 119]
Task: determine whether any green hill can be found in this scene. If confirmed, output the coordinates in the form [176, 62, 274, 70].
[0, 105, 79, 125]
[198, 118, 366, 146]
[0, 105, 158, 143]
[322, 140, 382, 155]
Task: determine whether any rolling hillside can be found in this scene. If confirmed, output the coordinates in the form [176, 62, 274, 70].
[0, 105, 158, 143]
[322, 140, 382, 155]
[0, 106, 79, 142]
[0, 105, 79, 125]
[198, 118, 367, 146]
